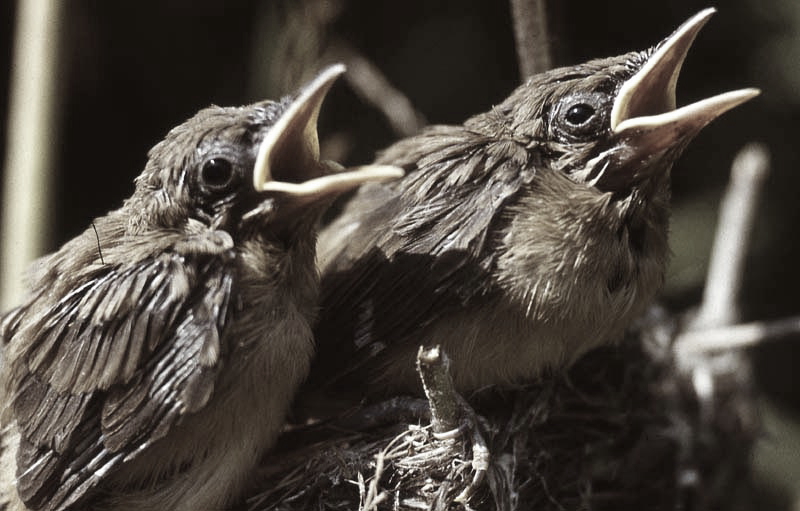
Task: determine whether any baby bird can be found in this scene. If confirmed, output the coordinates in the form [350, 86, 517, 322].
[0, 65, 401, 511]
[309, 9, 758, 398]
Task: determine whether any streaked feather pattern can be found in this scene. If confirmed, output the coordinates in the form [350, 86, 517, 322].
[2, 240, 236, 511]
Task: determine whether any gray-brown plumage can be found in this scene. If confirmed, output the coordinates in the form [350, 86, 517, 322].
[0, 65, 400, 511]
[307, 10, 758, 399]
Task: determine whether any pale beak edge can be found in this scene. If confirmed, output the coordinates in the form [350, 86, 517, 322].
[610, 7, 716, 131]
[253, 64, 346, 192]
[258, 164, 404, 198]
[614, 88, 760, 139]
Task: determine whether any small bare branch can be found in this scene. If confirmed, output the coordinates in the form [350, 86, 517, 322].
[509, 0, 552, 78]
[416, 346, 460, 434]
[691, 143, 770, 330]
[327, 40, 427, 137]
[676, 315, 800, 354]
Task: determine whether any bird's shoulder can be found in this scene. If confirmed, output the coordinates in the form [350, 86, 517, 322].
[310, 122, 537, 391]
[319, 122, 534, 271]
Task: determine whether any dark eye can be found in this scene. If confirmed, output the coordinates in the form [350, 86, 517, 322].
[552, 93, 610, 142]
[564, 103, 595, 126]
[200, 158, 235, 190]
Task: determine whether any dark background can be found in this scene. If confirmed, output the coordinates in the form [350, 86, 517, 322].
[0, 0, 797, 502]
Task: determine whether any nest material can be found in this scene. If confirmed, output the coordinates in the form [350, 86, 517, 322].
[243, 306, 759, 511]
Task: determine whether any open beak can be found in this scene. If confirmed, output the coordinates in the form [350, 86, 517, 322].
[609, 8, 759, 157]
[252, 64, 403, 202]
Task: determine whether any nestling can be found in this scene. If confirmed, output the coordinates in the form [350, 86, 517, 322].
[308, 9, 759, 398]
[0, 65, 401, 511]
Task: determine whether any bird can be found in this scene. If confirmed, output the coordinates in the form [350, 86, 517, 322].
[0, 64, 401, 511]
[306, 9, 759, 401]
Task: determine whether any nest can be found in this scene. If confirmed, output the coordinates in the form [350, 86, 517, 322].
[241, 306, 759, 511]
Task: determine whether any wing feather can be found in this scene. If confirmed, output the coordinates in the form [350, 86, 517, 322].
[3, 238, 237, 511]
[311, 124, 535, 389]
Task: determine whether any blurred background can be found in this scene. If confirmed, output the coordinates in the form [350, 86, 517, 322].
[0, 0, 797, 507]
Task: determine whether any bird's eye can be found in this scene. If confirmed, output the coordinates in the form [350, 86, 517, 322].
[200, 158, 235, 190]
[552, 93, 610, 142]
[564, 104, 595, 126]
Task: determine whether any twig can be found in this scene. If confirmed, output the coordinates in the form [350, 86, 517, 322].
[416, 346, 460, 433]
[508, 0, 552, 78]
[416, 346, 489, 505]
[1, 0, 63, 309]
[455, 426, 490, 504]
[327, 40, 427, 137]
[675, 315, 800, 355]
[358, 450, 388, 511]
[691, 143, 770, 330]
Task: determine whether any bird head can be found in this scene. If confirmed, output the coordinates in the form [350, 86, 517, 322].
[128, 64, 402, 240]
[495, 8, 757, 199]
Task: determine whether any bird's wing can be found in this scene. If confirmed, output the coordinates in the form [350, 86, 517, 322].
[2, 245, 235, 511]
[311, 125, 534, 388]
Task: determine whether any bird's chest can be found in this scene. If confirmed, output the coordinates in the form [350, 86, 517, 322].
[105, 281, 315, 500]
[444, 207, 667, 388]
[526, 223, 663, 339]
[200, 282, 316, 444]
[496, 184, 667, 330]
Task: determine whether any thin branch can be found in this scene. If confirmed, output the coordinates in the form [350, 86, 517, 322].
[1, 0, 63, 309]
[416, 346, 460, 434]
[691, 143, 770, 330]
[675, 315, 800, 355]
[509, 0, 552, 78]
[358, 450, 388, 511]
[455, 425, 490, 504]
[326, 40, 427, 138]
